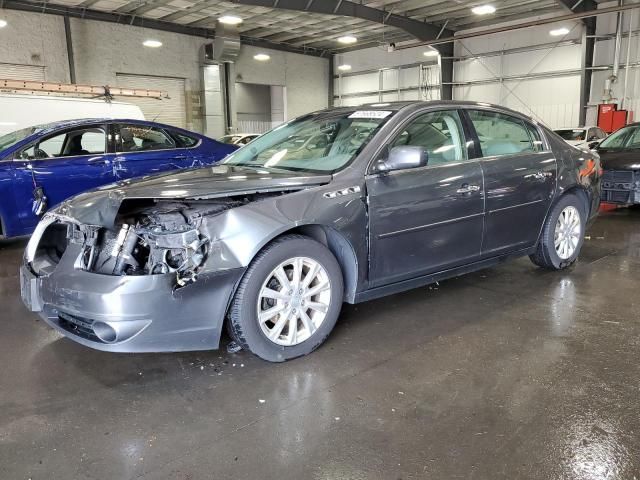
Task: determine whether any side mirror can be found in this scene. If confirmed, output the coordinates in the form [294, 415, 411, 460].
[374, 146, 428, 173]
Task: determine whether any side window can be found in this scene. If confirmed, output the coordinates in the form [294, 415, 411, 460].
[18, 127, 106, 160]
[117, 125, 176, 153]
[597, 128, 607, 139]
[389, 110, 467, 165]
[468, 110, 542, 157]
[172, 131, 199, 148]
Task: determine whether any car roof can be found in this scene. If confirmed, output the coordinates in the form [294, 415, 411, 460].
[313, 100, 544, 124]
[33, 118, 204, 136]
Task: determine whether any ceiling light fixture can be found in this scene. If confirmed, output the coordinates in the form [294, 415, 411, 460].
[471, 5, 496, 15]
[218, 15, 243, 25]
[550, 27, 570, 36]
[0, 19, 7, 28]
[254, 53, 271, 61]
[337, 35, 357, 44]
[338, 64, 352, 71]
[423, 49, 439, 57]
[143, 39, 162, 48]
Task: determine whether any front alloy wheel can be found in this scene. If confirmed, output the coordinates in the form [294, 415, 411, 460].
[257, 257, 331, 347]
[227, 234, 344, 362]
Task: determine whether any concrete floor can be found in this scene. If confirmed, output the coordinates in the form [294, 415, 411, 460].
[1, 209, 639, 480]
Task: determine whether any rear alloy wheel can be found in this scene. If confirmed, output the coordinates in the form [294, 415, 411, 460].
[554, 206, 582, 260]
[530, 193, 585, 270]
[227, 235, 344, 362]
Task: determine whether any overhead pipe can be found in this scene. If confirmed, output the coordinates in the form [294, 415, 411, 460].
[603, 5, 624, 103]
[622, 9, 634, 109]
[394, 2, 640, 50]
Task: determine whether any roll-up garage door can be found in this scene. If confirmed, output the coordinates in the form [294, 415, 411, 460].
[0, 63, 45, 81]
[116, 74, 186, 128]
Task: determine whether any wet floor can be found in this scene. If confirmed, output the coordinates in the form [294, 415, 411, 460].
[1, 208, 639, 479]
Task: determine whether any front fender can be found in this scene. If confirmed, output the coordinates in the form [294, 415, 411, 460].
[199, 185, 369, 293]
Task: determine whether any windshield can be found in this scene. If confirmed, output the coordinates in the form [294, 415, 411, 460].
[555, 129, 586, 141]
[599, 125, 640, 150]
[0, 125, 46, 151]
[223, 110, 393, 173]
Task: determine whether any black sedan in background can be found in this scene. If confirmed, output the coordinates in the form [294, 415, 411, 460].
[21, 101, 600, 362]
[596, 123, 640, 205]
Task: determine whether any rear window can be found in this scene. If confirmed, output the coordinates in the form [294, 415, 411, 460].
[555, 129, 586, 141]
[173, 132, 199, 148]
[468, 110, 544, 157]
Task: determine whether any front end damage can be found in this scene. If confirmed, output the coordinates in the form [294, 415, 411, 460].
[21, 197, 272, 352]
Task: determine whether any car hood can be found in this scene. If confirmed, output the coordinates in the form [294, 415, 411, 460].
[51, 165, 332, 227]
[597, 150, 640, 170]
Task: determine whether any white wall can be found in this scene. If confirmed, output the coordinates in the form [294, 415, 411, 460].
[453, 22, 584, 129]
[234, 44, 329, 120]
[0, 8, 329, 133]
[333, 43, 441, 106]
[0, 9, 69, 82]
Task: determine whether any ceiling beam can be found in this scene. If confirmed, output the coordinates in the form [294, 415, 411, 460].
[0, 0, 328, 57]
[397, 2, 640, 50]
[555, 0, 599, 24]
[230, 0, 453, 42]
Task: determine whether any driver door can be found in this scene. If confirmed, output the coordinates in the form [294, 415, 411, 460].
[366, 109, 485, 287]
[12, 125, 115, 231]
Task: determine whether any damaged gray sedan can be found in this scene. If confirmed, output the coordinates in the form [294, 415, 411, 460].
[21, 101, 601, 361]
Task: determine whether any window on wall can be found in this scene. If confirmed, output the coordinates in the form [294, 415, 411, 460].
[117, 125, 176, 153]
[389, 110, 467, 165]
[468, 110, 544, 157]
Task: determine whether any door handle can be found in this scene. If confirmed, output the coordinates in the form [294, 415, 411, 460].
[526, 171, 552, 181]
[456, 184, 481, 195]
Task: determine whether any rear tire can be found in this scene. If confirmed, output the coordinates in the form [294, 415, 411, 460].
[530, 193, 586, 270]
[227, 234, 344, 362]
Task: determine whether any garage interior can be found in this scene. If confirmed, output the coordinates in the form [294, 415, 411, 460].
[1, 0, 640, 478]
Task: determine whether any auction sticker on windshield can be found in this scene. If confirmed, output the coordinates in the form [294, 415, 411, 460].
[349, 111, 393, 119]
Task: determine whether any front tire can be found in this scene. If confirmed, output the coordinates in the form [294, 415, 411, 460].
[227, 234, 344, 362]
[530, 193, 585, 270]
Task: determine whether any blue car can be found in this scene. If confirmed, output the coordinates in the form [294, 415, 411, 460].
[0, 119, 237, 238]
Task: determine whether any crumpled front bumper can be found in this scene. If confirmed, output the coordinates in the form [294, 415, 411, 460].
[20, 242, 244, 353]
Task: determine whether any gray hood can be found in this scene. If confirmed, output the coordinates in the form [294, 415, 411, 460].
[51, 165, 332, 227]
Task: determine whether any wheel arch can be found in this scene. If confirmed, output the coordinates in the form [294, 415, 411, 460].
[292, 224, 359, 303]
[533, 186, 591, 249]
[224, 224, 360, 320]
[559, 185, 592, 217]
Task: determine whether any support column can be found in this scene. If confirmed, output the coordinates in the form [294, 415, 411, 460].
[63, 16, 76, 84]
[328, 54, 335, 108]
[579, 18, 596, 126]
[438, 43, 454, 100]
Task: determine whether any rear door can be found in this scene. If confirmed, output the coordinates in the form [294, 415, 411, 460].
[366, 109, 485, 287]
[464, 109, 557, 257]
[12, 125, 114, 230]
[112, 123, 193, 179]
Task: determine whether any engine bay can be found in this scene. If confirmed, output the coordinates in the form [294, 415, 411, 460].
[67, 199, 248, 285]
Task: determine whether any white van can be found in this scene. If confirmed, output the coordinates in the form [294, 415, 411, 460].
[0, 94, 145, 135]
